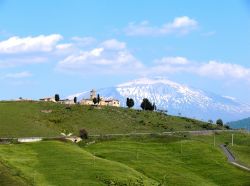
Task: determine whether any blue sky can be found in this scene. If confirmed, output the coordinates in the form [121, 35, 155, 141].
[0, 0, 250, 101]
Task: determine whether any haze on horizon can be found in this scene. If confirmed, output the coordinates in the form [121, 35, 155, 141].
[0, 0, 250, 103]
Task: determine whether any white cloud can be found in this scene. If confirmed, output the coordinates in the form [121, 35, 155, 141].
[152, 56, 250, 81]
[101, 39, 126, 50]
[71, 36, 96, 46]
[4, 71, 32, 79]
[155, 56, 190, 65]
[56, 43, 73, 50]
[0, 34, 62, 54]
[125, 16, 198, 36]
[197, 61, 250, 79]
[57, 39, 143, 75]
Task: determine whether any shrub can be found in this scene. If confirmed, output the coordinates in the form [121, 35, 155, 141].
[216, 119, 223, 126]
[79, 129, 88, 139]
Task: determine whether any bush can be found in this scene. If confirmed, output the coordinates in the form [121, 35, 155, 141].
[216, 119, 223, 126]
[79, 129, 88, 139]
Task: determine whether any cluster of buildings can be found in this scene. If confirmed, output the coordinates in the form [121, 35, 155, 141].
[39, 89, 120, 107]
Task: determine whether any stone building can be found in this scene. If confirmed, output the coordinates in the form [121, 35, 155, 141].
[80, 89, 120, 107]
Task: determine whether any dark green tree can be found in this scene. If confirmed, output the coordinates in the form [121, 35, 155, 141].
[74, 97, 77, 104]
[55, 94, 60, 102]
[208, 119, 213, 124]
[216, 119, 223, 126]
[140, 98, 154, 111]
[126, 98, 134, 108]
[153, 102, 157, 111]
[93, 97, 98, 104]
[97, 94, 100, 104]
[79, 129, 88, 139]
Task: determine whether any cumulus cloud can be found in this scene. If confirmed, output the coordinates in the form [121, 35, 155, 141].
[4, 71, 32, 79]
[155, 56, 190, 65]
[125, 16, 198, 36]
[71, 36, 96, 46]
[0, 34, 62, 54]
[101, 39, 126, 50]
[0, 34, 73, 67]
[152, 56, 250, 81]
[57, 39, 143, 75]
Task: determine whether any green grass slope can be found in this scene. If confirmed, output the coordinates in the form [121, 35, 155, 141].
[192, 132, 250, 168]
[0, 101, 217, 137]
[0, 141, 157, 186]
[0, 162, 30, 186]
[85, 135, 250, 186]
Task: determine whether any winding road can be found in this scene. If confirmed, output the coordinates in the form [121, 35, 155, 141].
[220, 144, 250, 171]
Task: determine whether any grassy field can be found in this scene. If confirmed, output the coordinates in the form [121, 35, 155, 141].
[0, 101, 218, 138]
[0, 133, 249, 186]
[0, 101, 248, 185]
[192, 131, 250, 167]
[84, 134, 250, 186]
[0, 141, 157, 186]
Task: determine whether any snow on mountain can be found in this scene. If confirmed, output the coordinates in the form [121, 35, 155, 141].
[68, 77, 250, 122]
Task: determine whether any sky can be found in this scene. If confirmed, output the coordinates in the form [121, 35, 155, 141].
[0, 0, 250, 101]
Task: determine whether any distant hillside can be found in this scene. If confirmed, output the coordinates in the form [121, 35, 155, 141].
[68, 77, 250, 122]
[0, 101, 220, 138]
[228, 117, 250, 130]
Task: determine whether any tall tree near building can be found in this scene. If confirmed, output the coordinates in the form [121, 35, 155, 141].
[55, 94, 60, 102]
[93, 97, 98, 105]
[126, 98, 134, 108]
[74, 97, 77, 104]
[97, 94, 100, 104]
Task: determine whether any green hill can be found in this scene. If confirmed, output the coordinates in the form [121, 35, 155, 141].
[228, 117, 250, 130]
[0, 101, 219, 138]
[1, 101, 248, 186]
[0, 134, 249, 186]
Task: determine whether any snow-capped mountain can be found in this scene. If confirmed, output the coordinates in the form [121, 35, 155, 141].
[68, 77, 250, 122]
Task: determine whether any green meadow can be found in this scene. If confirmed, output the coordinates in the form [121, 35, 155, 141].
[0, 133, 249, 186]
[0, 101, 218, 138]
[0, 101, 249, 185]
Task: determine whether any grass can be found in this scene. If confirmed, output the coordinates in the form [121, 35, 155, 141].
[0, 161, 29, 186]
[191, 131, 250, 167]
[0, 141, 157, 186]
[0, 101, 218, 138]
[0, 133, 249, 185]
[0, 101, 248, 185]
[84, 134, 250, 186]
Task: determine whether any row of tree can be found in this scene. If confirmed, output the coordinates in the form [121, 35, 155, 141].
[126, 98, 156, 111]
[54, 94, 77, 103]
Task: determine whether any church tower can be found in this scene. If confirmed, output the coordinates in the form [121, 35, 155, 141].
[90, 89, 96, 100]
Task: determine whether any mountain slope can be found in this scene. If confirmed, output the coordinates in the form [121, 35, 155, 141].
[68, 77, 250, 122]
[227, 117, 250, 130]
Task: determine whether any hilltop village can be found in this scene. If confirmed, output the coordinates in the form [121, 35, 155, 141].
[39, 89, 120, 107]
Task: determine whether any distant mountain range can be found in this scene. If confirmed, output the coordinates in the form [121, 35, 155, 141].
[227, 117, 250, 130]
[68, 77, 250, 123]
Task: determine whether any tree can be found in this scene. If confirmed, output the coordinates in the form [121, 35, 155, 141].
[93, 97, 98, 104]
[153, 102, 157, 111]
[97, 94, 100, 104]
[216, 119, 223, 126]
[126, 98, 134, 108]
[79, 129, 88, 139]
[55, 94, 60, 102]
[74, 97, 77, 104]
[140, 98, 154, 111]
[208, 119, 213, 124]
